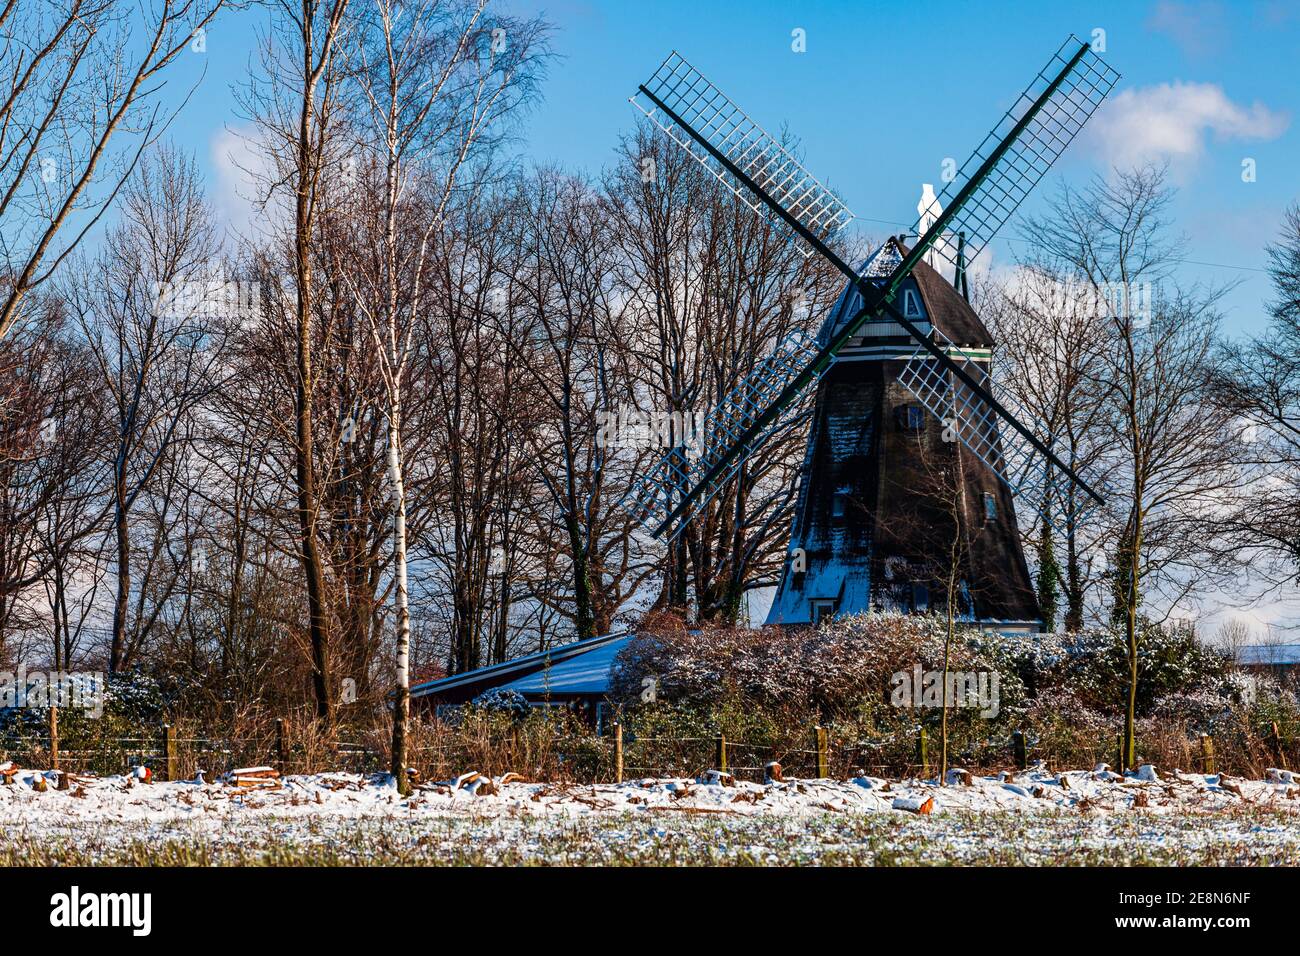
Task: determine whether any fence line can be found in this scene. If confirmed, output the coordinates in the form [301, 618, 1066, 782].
[0, 718, 1277, 783]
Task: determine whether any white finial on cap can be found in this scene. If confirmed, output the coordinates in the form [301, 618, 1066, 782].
[917, 183, 948, 271]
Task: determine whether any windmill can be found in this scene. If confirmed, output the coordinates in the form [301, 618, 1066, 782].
[621, 37, 1119, 630]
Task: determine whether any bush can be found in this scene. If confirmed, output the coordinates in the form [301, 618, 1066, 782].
[469, 687, 531, 720]
[1016, 621, 1231, 718]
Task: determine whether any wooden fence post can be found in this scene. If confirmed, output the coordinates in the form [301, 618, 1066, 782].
[715, 733, 727, 773]
[48, 705, 58, 772]
[1273, 722, 1288, 771]
[162, 723, 177, 782]
[917, 724, 929, 777]
[813, 725, 829, 779]
[276, 718, 287, 774]
[1012, 729, 1027, 770]
[613, 722, 623, 784]
[1200, 733, 1216, 775]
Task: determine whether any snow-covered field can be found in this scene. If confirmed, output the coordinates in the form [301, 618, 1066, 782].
[2, 763, 1298, 865]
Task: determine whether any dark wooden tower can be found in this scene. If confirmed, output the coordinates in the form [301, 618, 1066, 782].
[765, 237, 1040, 631]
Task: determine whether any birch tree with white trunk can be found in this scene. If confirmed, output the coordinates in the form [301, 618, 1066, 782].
[338, 0, 549, 791]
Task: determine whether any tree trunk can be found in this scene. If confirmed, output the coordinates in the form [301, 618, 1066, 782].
[388, 403, 411, 794]
[566, 512, 595, 640]
[1122, 516, 1142, 771]
[294, 18, 333, 728]
[1065, 504, 1084, 632]
[110, 455, 130, 672]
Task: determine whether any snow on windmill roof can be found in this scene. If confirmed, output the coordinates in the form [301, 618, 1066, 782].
[816, 236, 995, 350]
[860, 238, 903, 278]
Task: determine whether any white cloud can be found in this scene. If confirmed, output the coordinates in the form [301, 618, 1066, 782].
[209, 123, 281, 244]
[1087, 81, 1289, 169]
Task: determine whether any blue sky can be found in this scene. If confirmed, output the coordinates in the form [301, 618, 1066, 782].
[160, 0, 1299, 633]
[178, 1, 1298, 338]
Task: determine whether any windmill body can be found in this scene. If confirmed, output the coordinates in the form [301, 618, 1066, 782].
[765, 237, 1039, 631]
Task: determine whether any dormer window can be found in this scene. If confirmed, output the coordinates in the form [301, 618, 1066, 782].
[903, 288, 923, 318]
[811, 599, 836, 624]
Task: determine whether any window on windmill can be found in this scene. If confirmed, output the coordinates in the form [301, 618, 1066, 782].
[832, 491, 848, 518]
[903, 288, 923, 318]
[811, 599, 836, 624]
[895, 403, 925, 432]
[983, 492, 997, 521]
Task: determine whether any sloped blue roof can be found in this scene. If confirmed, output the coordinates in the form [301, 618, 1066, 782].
[410, 630, 629, 699]
[501, 635, 632, 696]
[1239, 644, 1300, 666]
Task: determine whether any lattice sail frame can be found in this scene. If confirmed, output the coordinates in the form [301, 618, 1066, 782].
[913, 37, 1120, 276]
[632, 52, 855, 254]
[622, 330, 821, 539]
[896, 326, 1106, 536]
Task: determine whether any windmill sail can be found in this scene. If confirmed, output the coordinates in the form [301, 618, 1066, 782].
[622, 330, 822, 539]
[897, 324, 1107, 536]
[632, 52, 855, 252]
[623, 36, 1119, 540]
[913, 36, 1120, 277]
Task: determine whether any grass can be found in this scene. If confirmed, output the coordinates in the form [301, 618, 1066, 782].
[3, 807, 1298, 866]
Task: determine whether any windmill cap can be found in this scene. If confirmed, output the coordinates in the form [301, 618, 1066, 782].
[815, 237, 995, 349]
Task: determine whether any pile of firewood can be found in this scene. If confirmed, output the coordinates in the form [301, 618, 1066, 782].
[225, 766, 281, 789]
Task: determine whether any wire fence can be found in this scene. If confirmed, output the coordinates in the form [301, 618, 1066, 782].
[2, 719, 1289, 783]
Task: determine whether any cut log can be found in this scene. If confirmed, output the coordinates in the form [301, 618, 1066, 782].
[892, 795, 934, 814]
[764, 761, 784, 783]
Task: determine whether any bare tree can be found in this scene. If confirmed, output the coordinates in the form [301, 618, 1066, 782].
[241, 0, 353, 724]
[504, 168, 656, 639]
[0, 300, 109, 661]
[1215, 204, 1300, 596]
[986, 267, 1111, 630]
[64, 146, 224, 672]
[1023, 166, 1243, 769]
[0, 0, 227, 343]
[604, 125, 843, 625]
[332, 0, 548, 784]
